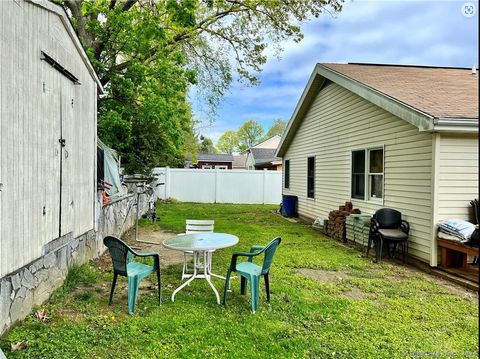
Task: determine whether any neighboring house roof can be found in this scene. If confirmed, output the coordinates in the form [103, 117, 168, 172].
[232, 154, 247, 168]
[28, 0, 104, 92]
[277, 63, 479, 156]
[250, 148, 282, 166]
[252, 135, 282, 149]
[197, 153, 234, 162]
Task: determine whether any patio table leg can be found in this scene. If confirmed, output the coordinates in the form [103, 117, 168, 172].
[206, 251, 232, 291]
[204, 251, 221, 304]
[171, 251, 199, 302]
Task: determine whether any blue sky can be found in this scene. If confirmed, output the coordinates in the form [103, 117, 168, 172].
[192, 0, 479, 143]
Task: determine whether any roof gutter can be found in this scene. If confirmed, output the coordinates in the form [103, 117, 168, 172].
[431, 117, 479, 132]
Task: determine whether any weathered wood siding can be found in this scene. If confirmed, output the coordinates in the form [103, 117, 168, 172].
[0, 0, 97, 277]
[436, 133, 478, 221]
[282, 82, 434, 263]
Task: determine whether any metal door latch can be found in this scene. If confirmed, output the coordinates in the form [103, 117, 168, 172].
[59, 138, 66, 147]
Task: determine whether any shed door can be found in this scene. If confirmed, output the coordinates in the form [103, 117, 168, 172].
[59, 79, 75, 236]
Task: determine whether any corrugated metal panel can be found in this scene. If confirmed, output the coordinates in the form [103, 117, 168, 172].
[283, 82, 434, 263]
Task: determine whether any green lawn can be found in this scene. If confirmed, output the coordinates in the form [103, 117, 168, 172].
[1, 203, 478, 358]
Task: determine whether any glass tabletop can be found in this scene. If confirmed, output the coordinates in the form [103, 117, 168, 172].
[163, 233, 239, 251]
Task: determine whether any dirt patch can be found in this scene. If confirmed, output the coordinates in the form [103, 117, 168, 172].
[122, 227, 185, 267]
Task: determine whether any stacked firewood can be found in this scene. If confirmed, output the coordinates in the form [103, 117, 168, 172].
[324, 202, 361, 242]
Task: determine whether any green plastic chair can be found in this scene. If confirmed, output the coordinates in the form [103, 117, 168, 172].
[103, 236, 161, 314]
[223, 237, 281, 313]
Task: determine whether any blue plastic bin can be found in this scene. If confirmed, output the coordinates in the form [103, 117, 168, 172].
[282, 195, 298, 217]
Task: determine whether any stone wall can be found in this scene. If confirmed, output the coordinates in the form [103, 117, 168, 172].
[0, 192, 148, 335]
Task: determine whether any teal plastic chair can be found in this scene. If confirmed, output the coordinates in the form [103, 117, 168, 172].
[103, 236, 161, 314]
[223, 237, 281, 312]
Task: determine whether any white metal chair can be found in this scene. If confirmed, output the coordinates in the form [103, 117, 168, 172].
[180, 220, 215, 280]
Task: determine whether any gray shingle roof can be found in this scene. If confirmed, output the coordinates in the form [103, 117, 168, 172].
[197, 153, 234, 162]
[233, 154, 247, 168]
[250, 148, 282, 165]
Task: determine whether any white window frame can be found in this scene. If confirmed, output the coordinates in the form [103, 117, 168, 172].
[350, 145, 384, 204]
[366, 146, 384, 203]
[215, 165, 228, 170]
[202, 165, 213, 169]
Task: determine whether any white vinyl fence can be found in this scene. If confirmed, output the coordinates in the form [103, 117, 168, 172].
[152, 168, 282, 204]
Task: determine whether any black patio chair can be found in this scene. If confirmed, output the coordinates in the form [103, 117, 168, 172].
[367, 208, 410, 263]
[469, 199, 479, 264]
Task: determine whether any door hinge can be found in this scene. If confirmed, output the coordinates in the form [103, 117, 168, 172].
[59, 138, 66, 147]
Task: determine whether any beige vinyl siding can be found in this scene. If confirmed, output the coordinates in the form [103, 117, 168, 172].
[283, 82, 434, 263]
[0, 1, 97, 277]
[436, 133, 478, 221]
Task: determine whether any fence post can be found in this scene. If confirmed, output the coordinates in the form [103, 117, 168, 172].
[262, 169, 267, 204]
[214, 167, 219, 203]
[165, 167, 171, 200]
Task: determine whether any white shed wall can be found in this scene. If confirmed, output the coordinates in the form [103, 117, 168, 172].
[0, 0, 97, 277]
[283, 82, 434, 263]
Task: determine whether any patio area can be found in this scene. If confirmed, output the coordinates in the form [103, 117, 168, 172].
[1, 203, 478, 358]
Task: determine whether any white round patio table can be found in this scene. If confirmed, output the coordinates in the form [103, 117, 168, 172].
[163, 233, 239, 304]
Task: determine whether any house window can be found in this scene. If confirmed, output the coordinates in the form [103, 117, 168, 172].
[215, 165, 228, 170]
[368, 148, 383, 199]
[351, 147, 384, 201]
[202, 165, 213, 169]
[307, 157, 315, 198]
[351, 150, 365, 199]
[284, 160, 290, 189]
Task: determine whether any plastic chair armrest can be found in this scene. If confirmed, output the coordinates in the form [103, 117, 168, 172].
[248, 246, 264, 262]
[400, 220, 410, 235]
[134, 252, 160, 258]
[370, 218, 380, 234]
[129, 249, 161, 269]
[250, 245, 264, 252]
[230, 251, 261, 271]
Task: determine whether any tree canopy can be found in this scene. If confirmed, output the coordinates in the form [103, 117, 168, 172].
[237, 119, 264, 151]
[63, 0, 343, 172]
[216, 130, 238, 153]
[264, 119, 287, 139]
[216, 118, 286, 153]
[198, 135, 217, 154]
